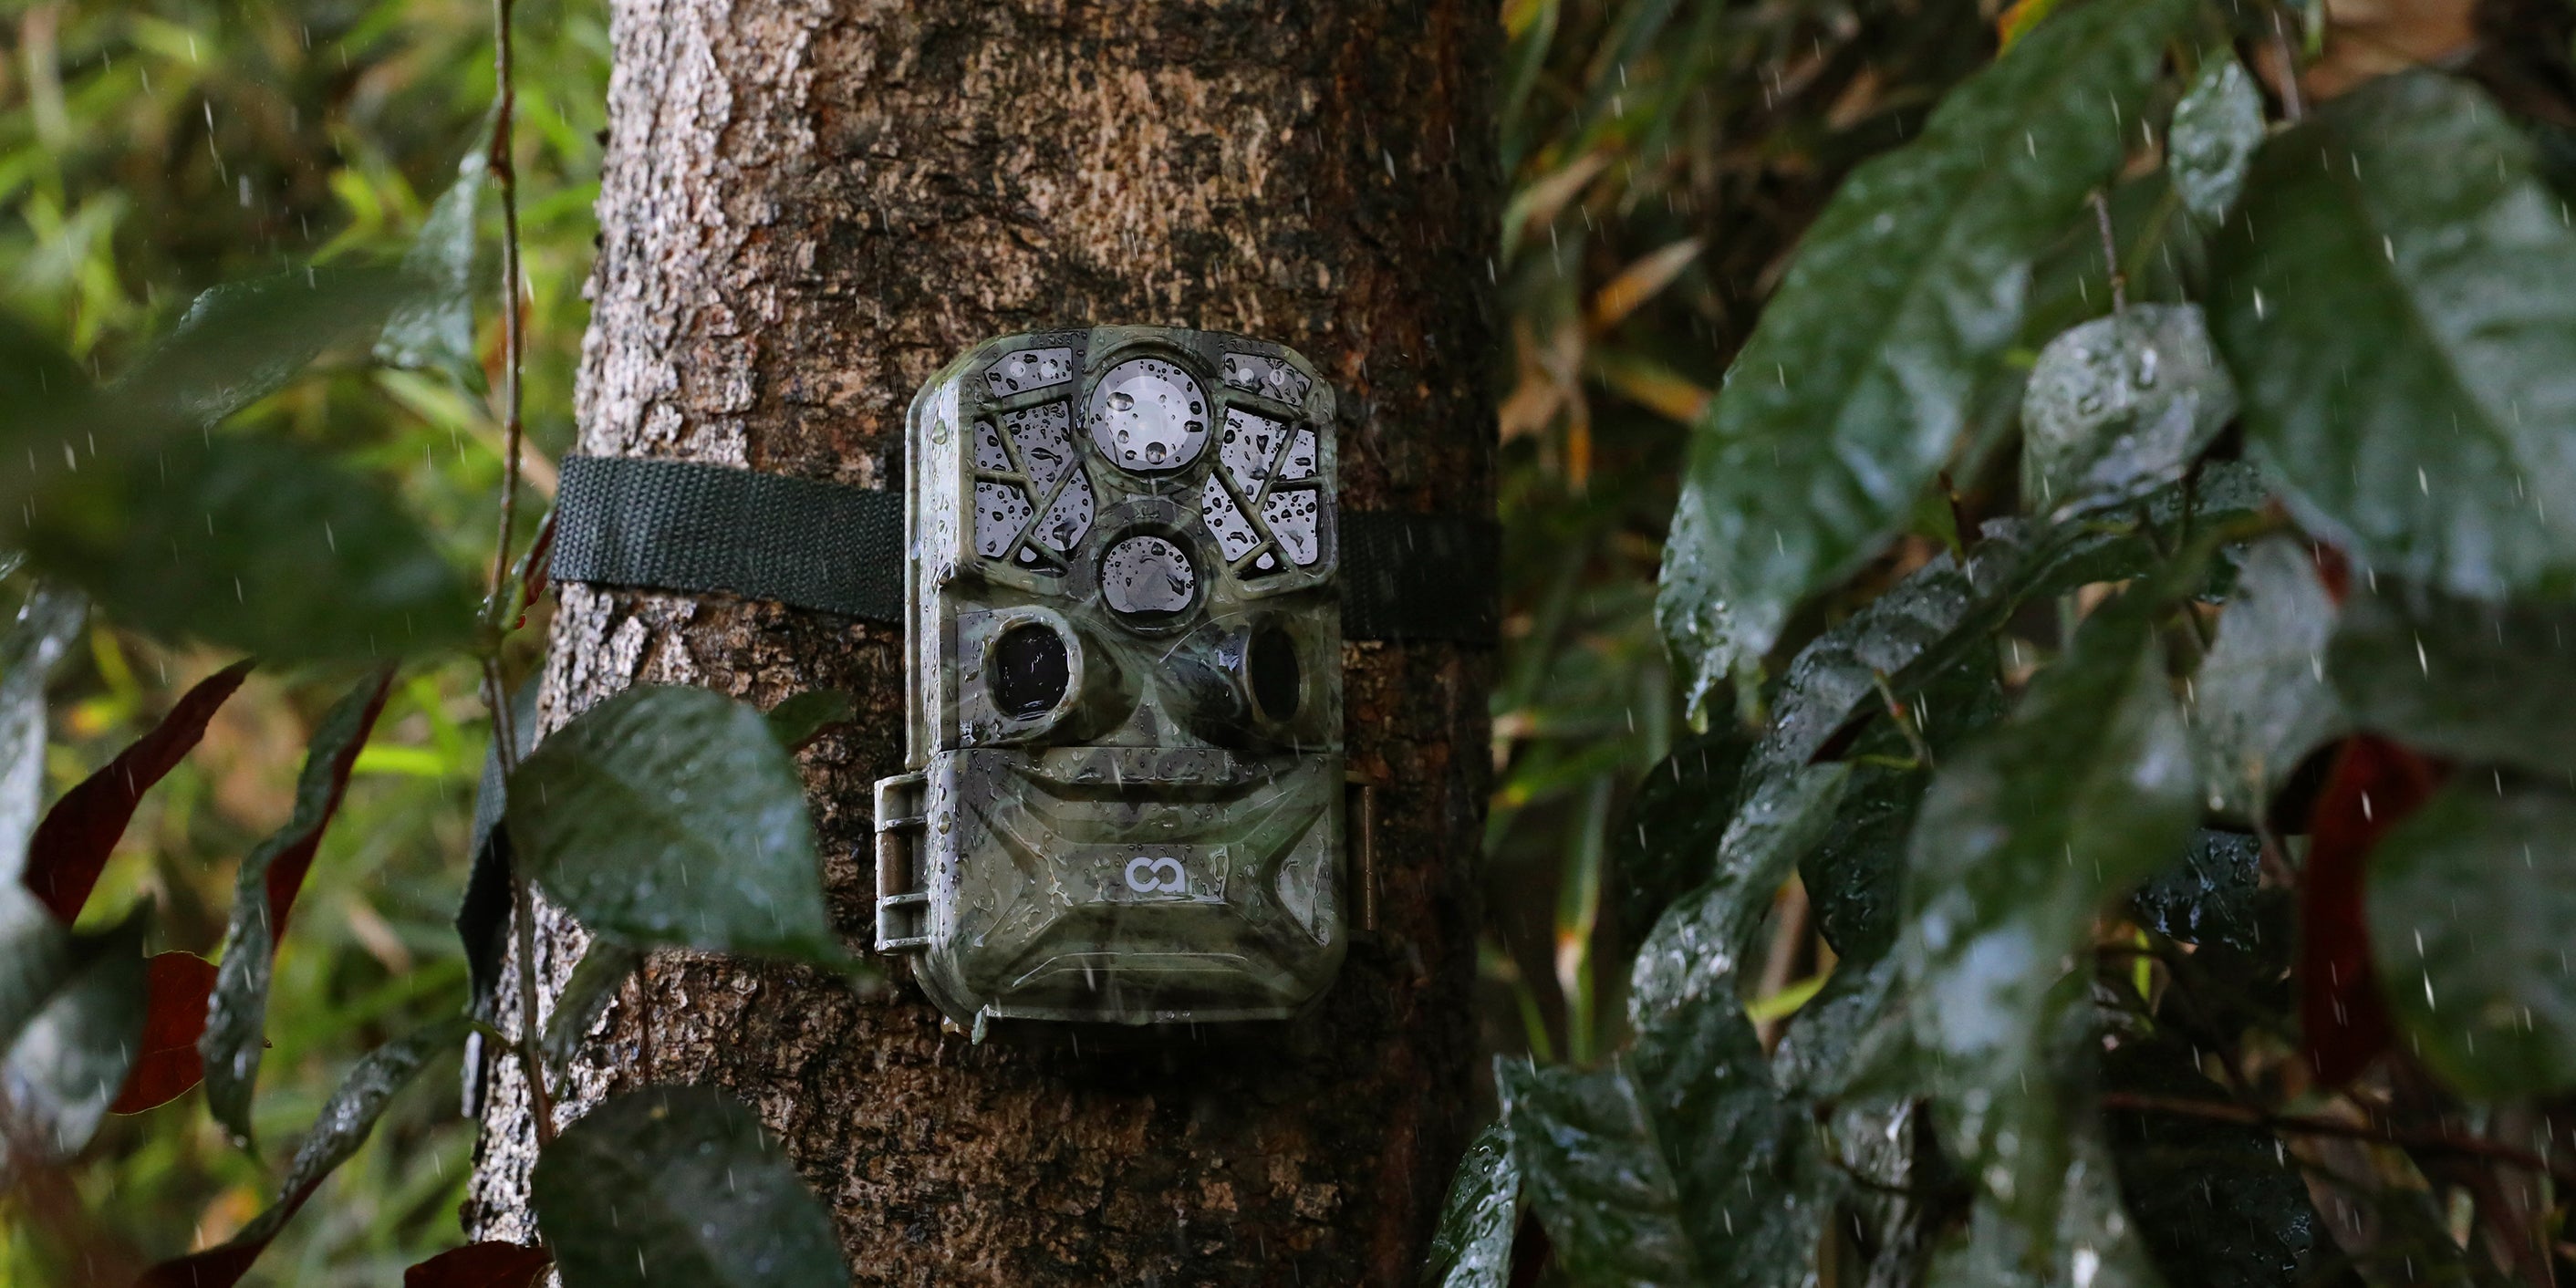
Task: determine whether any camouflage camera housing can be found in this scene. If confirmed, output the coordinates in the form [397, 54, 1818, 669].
[875, 326, 1346, 1027]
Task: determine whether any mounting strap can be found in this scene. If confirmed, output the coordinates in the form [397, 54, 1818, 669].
[548, 455, 1499, 644]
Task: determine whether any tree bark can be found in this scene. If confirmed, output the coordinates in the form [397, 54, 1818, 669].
[463, 3, 1498, 1284]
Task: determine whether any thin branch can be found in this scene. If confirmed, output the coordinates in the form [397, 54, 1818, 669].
[2101, 1093, 2575, 1186]
[2270, 6, 2308, 123]
[476, 0, 554, 1150]
[483, 0, 527, 617]
[2091, 191, 2126, 314]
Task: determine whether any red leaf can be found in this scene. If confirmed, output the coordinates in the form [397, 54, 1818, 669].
[403, 1241, 553, 1288]
[261, 668, 394, 942]
[133, 1241, 270, 1288]
[25, 660, 254, 922]
[2300, 733, 2446, 1085]
[109, 952, 218, 1114]
[2307, 541, 2353, 607]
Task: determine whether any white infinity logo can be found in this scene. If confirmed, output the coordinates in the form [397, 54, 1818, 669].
[1124, 857, 1187, 894]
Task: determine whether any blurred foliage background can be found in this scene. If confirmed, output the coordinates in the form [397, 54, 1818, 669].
[1, 0, 2512, 1280]
[0, 1, 599, 1280]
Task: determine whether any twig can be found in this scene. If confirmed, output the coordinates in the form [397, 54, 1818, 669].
[2270, 6, 2308, 123]
[1870, 670, 1934, 771]
[2091, 191, 2126, 314]
[483, 0, 527, 617]
[2101, 1093, 2575, 1185]
[475, 0, 554, 1149]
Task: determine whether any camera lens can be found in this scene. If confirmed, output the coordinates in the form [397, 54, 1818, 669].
[991, 622, 1070, 718]
[1248, 625, 1300, 722]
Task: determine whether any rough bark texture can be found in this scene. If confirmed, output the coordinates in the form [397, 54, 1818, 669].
[463, 3, 1498, 1283]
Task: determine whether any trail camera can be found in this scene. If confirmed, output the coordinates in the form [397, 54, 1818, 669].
[874, 327, 1348, 1027]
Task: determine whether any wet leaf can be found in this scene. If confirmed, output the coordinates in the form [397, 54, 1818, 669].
[23, 660, 253, 921]
[140, 1018, 471, 1288]
[0, 906, 145, 1168]
[1421, 1120, 1522, 1288]
[2209, 71, 2576, 602]
[460, 680, 537, 1022]
[1800, 763, 1926, 965]
[509, 685, 848, 968]
[2329, 580, 2576, 780]
[1612, 729, 1750, 942]
[1773, 951, 1914, 1103]
[1590, 763, 1849, 1287]
[1898, 589, 2197, 1249]
[1926, 1135, 2167, 1288]
[532, 1085, 848, 1288]
[376, 150, 492, 392]
[2129, 831, 2267, 954]
[1496, 1056, 1707, 1285]
[542, 940, 640, 1079]
[2369, 780, 2576, 1096]
[107, 950, 218, 1114]
[2299, 735, 2440, 1085]
[22, 435, 476, 662]
[1657, 0, 2195, 716]
[404, 1241, 554, 1288]
[2167, 56, 2266, 223]
[2021, 305, 2238, 514]
[1755, 535, 2022, 777]
[0, 584, 85, 885]
[119, 265, 419, 427]
[2011, 460, 2272, 603]
[2104, 1039, 2322, 1288]
[201, 670, 394, 1149]
[763, 688, 856, 753]
[2191, 538, 2346, 821]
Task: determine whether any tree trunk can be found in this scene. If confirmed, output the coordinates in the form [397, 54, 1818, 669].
[463, 3, 1499, 1283]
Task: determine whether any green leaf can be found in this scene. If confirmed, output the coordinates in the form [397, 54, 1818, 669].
[0, 905, 145, 1168]
[1576, 763, 1850, 1288]
[1612, 730, 1750, 943]
[1800, 763, 1927, 966]
[1496, 1056, 1707, 1285]
[140, 1018, 472, 1288]
[1420, 1121, 1521, 1288]
[1632, 765, 1850, 1028]
[119, 265, 420, 427]
[763, 688, 856, 753]
[376, 149, 492, 392]
[2209, 71, 2576, 601]
[22, 435, 477, 661]
[0, 584, 85, 883]
[2104, 1038, 2322, 1288]
[2368, 780, 2576, 1096]
[1756, 537, 2021, 777]
[2329, 579, 2576, 780]
[508, 686, 847, 967]
[533, 1085, 848, 1288]
[201, 670, 394, 1149]
[1898, 589, 2198, 1250]
[1927, 1135, 2168, 1288]
[0, 896, 77, 1051]
[2128, 830, 2268, 954]
[1656, 0, 2195, 717]
[2011, 460, 2272, 603]
[543, 940, 641, 1079]
[2191, 537, 2346, 820]
[2021, 305, 2238, 514]
[2167, 56, 2266, 223]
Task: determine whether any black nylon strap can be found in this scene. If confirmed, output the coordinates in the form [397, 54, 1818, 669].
[549, 455, 1497, 644]
[552, 455, 907, 622]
